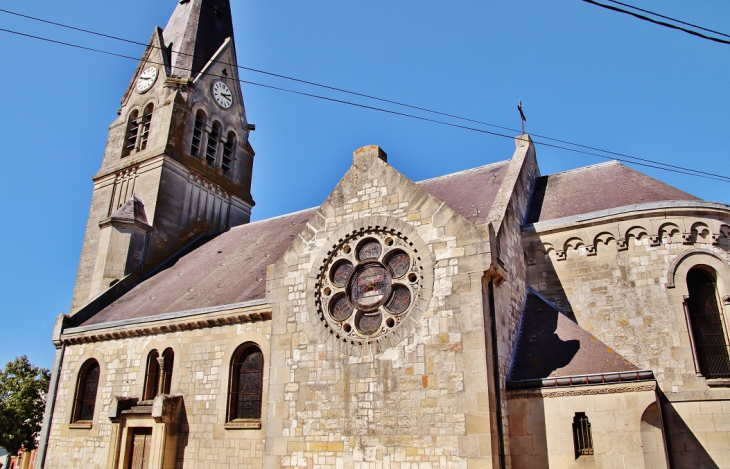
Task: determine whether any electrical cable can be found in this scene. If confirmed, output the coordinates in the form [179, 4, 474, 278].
[0, 25, 729, 183]
[2, 7, 728, 181]
[605, 0, 730, 39]
[580, 0, 730, 45]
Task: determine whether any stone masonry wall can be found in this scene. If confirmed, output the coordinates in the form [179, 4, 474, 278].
[45, 319, 270, 469]
[264, 147, 495, 468]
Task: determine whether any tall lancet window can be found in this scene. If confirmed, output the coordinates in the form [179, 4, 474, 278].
[206, 122, 221, 167]
[191, 110, 206, 157]
[139, 104, 154, 151]
[686, 268, 730, 378]
[72, 359, 100, 423]
[227, 343, 264, 421]
[222, 131, 236, 175]
[122, 110, 139, 157]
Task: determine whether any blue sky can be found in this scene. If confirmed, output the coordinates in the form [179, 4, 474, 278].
[0, 0, 728, 369]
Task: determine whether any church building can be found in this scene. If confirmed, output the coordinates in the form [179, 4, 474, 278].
[36, 1, 730, 468]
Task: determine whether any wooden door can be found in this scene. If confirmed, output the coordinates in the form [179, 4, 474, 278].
[128, 428, 152, 469]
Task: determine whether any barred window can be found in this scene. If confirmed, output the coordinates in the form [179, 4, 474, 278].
[139, 104, 154, 151]
[122, 110, 139, 157]
[228, 344, 263, 421]
[72, 359, 100, 423]
[686, 268, 730, 379]
[206, 122, 221, 167]
[222, 131, 236, 175]
[142, 350, 160, 400]
[573, 412, 594, 459]
[191, 110, 206, 157]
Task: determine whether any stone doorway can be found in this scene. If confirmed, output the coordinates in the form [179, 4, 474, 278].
[128, 428, 152, 469]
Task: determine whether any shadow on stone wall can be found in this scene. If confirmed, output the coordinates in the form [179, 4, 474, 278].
[660, 393, 718, 469]
[508, 396, 549, 468]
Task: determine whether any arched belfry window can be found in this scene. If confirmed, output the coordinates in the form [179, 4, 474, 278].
[686, 268, 730, 379]
[72, 359, 100, 423]
[143, 350, 160, 400]
[191, 110, 206, 158]
[227, 343, 264, 421]
[222, 131, 236, 175]
[122, 110, 139, 157]
[206, 122, 221, 167]
[161, 348, 174, 395]
[139, 103, 154, 151]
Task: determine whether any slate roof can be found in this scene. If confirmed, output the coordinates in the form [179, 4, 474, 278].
[163, 0, 234, 79]
[108, 197, 149, 226]
[78, 161, 512, 327]
[525, 161, 700, 224]
[508, 289, 638, 385]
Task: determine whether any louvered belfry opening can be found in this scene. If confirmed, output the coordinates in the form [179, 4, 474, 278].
[222, 131, 236, 175]
[123, 110, 140, 157]
[139, 104, 154, 151]
[206, 122, 221, 167]
[687, 268, 730, 378]
[572, 412, 594, 459]
[191, 110, 206, 157]
[73, 359, 100, 422]
[228, 344, 264, 421]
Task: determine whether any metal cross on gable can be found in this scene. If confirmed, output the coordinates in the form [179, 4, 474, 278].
[518, 100, 527, 135]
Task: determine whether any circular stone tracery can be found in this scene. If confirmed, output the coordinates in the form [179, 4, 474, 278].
[315, 230, 424, 344]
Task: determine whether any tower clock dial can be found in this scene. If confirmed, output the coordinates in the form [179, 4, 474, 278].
[135, 66, 158, 93]
[212, 81, 233, 109]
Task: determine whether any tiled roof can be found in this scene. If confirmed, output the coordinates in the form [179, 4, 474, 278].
[525, 161, 700, 224]
[508, 289, 637, 384]
[80, 208, 316, 326]
[109, 197, 149, 225]
[78, 161, 511, 327]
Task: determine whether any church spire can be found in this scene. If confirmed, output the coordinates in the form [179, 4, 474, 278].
[162, 0, 234, 79]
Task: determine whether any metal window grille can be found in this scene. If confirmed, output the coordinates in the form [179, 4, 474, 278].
[229, 347, 263, 420]
[143, 351, 160, 400]
[572, 412, 594, 458]
[74, 361, 99, 422]
[206, 123, 221, 167]
[191, 111, 205, 157]
[687, 270, 730, 379]
[222, 132, 235, 175]
[123, 111, 139, 157]
[139, 105, 153, 151]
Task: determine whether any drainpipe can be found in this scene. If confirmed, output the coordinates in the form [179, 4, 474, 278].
[488, 280, 507, 469]
[35, 315, 67, 469]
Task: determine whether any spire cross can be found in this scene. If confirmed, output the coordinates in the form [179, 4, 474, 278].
[518, 101, 527, 135]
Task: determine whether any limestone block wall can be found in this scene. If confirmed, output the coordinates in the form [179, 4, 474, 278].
[45, 319, 270, 469]
[507, 384, 663, 469]
[264, 148, 495, 468]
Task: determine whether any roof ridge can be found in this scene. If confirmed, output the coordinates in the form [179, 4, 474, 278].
[416, 160, 509, 185]
[234, 206, 319, 231]
[546, 160, 620, 178]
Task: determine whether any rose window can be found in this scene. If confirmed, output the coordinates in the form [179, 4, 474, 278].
[315, 231, 422, 342]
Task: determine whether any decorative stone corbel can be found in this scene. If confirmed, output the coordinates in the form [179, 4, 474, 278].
[712, 234, 723, 245]
[649, 235, 661, 247]
[682, 233, 694, 245]
[616, 238, 628, 251]
[723, 295, 730, 306]
[555, 250, 567, 261]
[585, 245, 597, 256]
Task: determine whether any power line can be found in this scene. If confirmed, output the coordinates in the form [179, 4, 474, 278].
[0, 25, 729, 183]
[2, 7, 728, 182]
[605, 0, 730, 39]
[581, 0, 730, 45]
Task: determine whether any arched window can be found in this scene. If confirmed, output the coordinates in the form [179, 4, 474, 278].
[206, 122, 221, 167]
[72, 359, 100, 423]
[142, 350, 160, 400]
[191, 110, 206, 158]
[686, 268, 730, 378]
[139, 103, 154, 151]
[122, 110, 139, 157]
[161, 348, 174, 395]
[222, 131, 236, 176]
[227, 344, 263, 421]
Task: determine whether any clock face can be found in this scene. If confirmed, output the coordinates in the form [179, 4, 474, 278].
[212, 81, 233, 109]
[136, 67, 158, 93]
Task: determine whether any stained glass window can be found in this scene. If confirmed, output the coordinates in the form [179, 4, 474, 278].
[229, 345, 264, 421]
[73, 359, 100, 422]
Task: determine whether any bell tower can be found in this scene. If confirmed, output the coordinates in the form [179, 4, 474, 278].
[70, 0, 255, 313]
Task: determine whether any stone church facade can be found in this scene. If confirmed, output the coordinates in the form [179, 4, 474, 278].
[36, 1, 730, 468]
